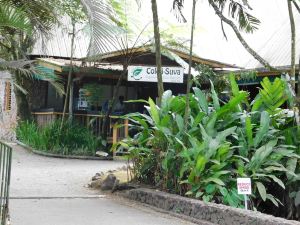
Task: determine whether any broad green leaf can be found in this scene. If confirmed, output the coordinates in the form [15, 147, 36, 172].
[217, 126, 237, 143]
[245, 116, 253, 147]
[185, 191, 193, 196]
[267, 175, 285, 189]
[256, 182, 267, 201]
[192, 112, 205, 127]
[217, 92, 248, 116]
[251, 95, 263, 112]
[212, 170, 231, 178]
[193, 87, 208, 114]
[229, 73, 239, 96]
[205, 184, 216, 194]
[255, 173, 285, 189]
[148, 98, 160, 125]
[253, 111, 270, 148]
[195, 155, 207, 173]
[206, 113, 217, 136]
[249, 139, 278, 170]
[210, 80, 220, 110]
[266, 194, 281, 207]
[196, 191, 204, 198]
[175, 114, 184, 132]
[203, 177, 225, 186]
[161, 90, 173, 109]
[160, 114, 171, 127]
[286, 158, 298, 180]
[188, 170, 196, 183]
[219, 187, 228, 196]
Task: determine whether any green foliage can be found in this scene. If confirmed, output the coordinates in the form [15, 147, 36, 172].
[195, 64, 229, 93]
[57, 0, 87, 23]
[0, 3, 32, 33]
[116, 75, 300, 218]
[83, 83, 103, 107]
[17, 121, 103, 156]
[254, 77, 289, 115]
[239, 71, 257, 81]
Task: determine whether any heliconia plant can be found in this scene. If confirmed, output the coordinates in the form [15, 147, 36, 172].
[114, 74, 300, 219]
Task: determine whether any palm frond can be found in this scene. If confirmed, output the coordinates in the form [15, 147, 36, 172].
[172, 0, 187, 23]
[0, 59, 35, 76]
[0, 3, 32, 33]
[33, 66, 65, 96]
[0, 58, 65, 96]
[81, 0, 124, 56]
[210, 0, 260, 33]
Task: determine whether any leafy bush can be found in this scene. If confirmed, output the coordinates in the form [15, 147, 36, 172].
[17, 120, 102, 156]
[116, 75, 300, 219]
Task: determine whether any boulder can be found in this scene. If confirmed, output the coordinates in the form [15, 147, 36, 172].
[100, 174, 118, 191]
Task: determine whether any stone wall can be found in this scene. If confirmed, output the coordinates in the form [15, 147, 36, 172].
[0, 72, 17, 141]
[126, 188, 300, 225]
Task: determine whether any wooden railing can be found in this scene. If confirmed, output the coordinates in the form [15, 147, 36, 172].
[32, 112, 129, 145]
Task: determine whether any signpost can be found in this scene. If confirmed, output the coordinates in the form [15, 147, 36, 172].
[128, 66, 184, 83]
[237, 178, 252, 210]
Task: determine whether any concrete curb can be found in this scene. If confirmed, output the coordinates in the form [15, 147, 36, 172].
[123, 188, 300, 225]
[15, 141, 113, 161]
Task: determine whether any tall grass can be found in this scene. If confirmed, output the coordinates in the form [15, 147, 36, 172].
[17, 121, 103, 156]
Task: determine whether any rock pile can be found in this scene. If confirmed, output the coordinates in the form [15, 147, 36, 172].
[89, 167, 136, 192]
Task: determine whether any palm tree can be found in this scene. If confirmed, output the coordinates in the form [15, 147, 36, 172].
[0, 0, 58, 121]
[184, 0, 197, 130]
[287, 0, 298, 103]
[151, 0, 164, 106]
[173, 0, 274, 70]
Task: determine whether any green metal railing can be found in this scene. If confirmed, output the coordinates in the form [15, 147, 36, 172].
[0, 142, 12, 225]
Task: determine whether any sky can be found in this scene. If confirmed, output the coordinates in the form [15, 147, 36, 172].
[32, 0, 299, 69]
[137, 0, 299, 68]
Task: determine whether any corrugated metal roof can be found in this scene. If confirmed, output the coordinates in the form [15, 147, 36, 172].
[244, 17, 300, 69]
[31, 17, 89, 58]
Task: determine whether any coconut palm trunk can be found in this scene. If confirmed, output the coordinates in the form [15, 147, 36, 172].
[151, 0, 164, 106]
[287, 0, 296, 91]
[184, 0, 196, 131]
[61, 22, 76, 125]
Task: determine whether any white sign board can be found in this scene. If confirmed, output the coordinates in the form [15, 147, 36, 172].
[237, 178, 252, 195]
[128, 66, 184, 83]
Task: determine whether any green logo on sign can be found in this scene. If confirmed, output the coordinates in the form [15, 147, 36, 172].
[131, 68, 143, 80]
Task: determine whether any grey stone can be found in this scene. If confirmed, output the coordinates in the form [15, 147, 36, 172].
[124, 188, 300, 225]
[100, 174, 118, 191]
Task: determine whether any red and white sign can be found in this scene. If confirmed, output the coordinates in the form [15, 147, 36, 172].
[237, 178, 252, 195]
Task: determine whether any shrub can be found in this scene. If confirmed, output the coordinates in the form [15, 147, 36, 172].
[116, 75, 300, 220]
[17, 120, 103, 156]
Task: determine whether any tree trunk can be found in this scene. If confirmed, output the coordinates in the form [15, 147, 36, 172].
[296, 56, 300, 104]
[102, 65, 128, 140]
[151, 0, 164, 106]
[61, 22, 76, 125]
[184, 0, 196, 131]
[10, 35, 32, 122]
[69, 78, 74, 120]
[14, 72, 31, 121]
[208, 0, 275, 71]
[287, 0, 296, 91]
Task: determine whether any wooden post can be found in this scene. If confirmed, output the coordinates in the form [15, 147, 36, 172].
[124, 119, 129, 138]
[112, 124, 118, 157]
